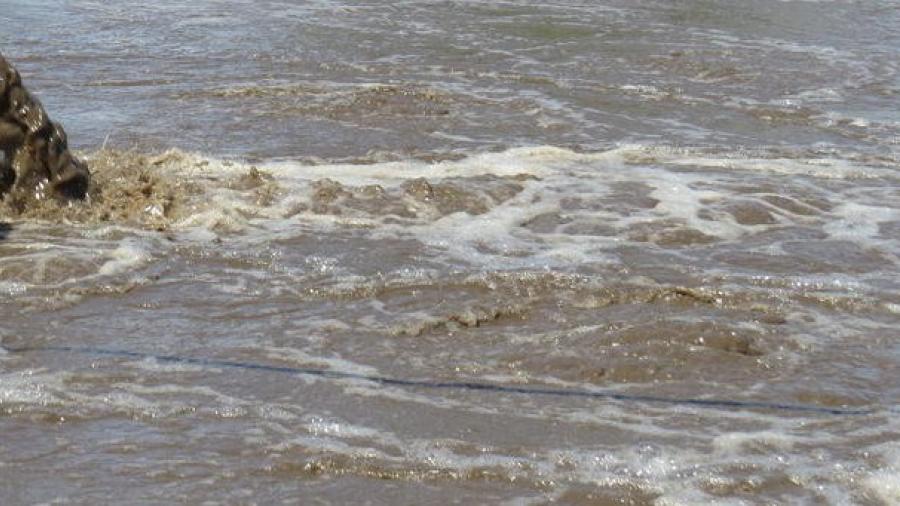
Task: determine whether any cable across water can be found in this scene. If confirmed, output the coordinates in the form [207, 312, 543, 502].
[5, 344, 878, 416]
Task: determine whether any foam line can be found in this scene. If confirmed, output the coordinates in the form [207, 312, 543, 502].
[5, 345, 876, 416]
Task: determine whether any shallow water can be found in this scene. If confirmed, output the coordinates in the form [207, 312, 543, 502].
[2, 1, 900, 504]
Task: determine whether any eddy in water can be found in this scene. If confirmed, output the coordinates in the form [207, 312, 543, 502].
[0, 52, 90, 202]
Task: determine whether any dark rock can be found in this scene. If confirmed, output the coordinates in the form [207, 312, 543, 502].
[0, 52, 90, 201]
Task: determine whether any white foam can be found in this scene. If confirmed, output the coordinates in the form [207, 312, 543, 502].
[712, 430, 796, 453]
[657, 153, 894, 180]
[262, 145, 590, 186]
[0, 370, 60, 405]
[790, 87, 843, 102]
[863, 471, 900, 505]
[97, 239, 151, 276]
[87, 145, 892, 296]
[644, 169, 747, 240]
[73, 146, 895, 251]
[824, 202, 899, 243]
[861, 443, 900, 505]
[304, 416, 384, 439]
[0, 281, 27, 297]
[261, 346, 380, 376]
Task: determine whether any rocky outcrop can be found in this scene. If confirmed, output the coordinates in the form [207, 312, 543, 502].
[0, 52, 89, 200]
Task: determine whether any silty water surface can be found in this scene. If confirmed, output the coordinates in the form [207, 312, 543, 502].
[1, 1, 900, 503]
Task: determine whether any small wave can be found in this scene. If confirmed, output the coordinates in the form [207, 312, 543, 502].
[2, 144, 897, 312]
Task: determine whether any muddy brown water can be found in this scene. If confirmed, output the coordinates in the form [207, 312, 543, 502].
[1, 1, 900, 504]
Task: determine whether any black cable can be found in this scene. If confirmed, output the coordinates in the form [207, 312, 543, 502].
[5, 344, 876, 416]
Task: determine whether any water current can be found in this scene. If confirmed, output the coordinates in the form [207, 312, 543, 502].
[1, 1, 899, 504]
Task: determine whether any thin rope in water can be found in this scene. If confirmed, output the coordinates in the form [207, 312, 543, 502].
[5, 344, 877, 416]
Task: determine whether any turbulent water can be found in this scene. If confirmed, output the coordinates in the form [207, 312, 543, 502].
[2, 1, 900, 504]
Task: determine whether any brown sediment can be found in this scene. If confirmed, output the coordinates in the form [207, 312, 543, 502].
[288, 174, 532, 221]
[0, 149, 192, 229]
[227, 165, 279, 207]
[312, 85, 453, 118]
[649, 50, 757, 84]
[265, 453, 552, 492]
[553, 485, 659, 506]
[391, 302, 530, 337]
[0, 52, 90, 201]
[195, 83, 326, 99]
[502, 317, 771, 386]
[700, 466, 820, 501]
[626, 219, 718, 246]
[716, 240, 891, 276]
[189, 83, 458, 119]
[725, 200, 779, 225]
[297, 177, 412, 219]
[0, 149, 279, 231]
[588, 318, 768, 356]
[227, 165, 272, 191]
[745, 106, 819, 125]
[760, 195, 822, 216]
[403, 174, 533, 216]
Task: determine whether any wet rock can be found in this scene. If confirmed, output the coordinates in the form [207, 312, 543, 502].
[0, 52, 90, 201]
